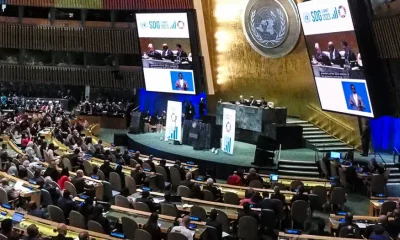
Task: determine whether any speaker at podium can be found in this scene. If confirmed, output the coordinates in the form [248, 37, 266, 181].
[252, 136, 279, 166]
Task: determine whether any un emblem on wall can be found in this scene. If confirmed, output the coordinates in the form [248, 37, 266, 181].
[243, 0, 301, 58]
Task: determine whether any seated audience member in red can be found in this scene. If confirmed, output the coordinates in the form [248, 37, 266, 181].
[227, 171, 243, 186]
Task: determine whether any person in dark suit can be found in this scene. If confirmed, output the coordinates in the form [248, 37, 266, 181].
[189, 185, 204, 200]
[246, 168, 263, 185]
[206, 209, 222, 240]
[57, 190, 78, 221]
[51, 224, 74, 240]
[71, 170, 93, 195]
[99, 160, 114, 180]
[131, 164, 147, 185]
[175, 73, 189, 91]
[309, 219, 331, 236]
[238, 202, 260, 224]
[0, 219, 12, 238]
[388, 209, 400, 238]
[161, 44, 173, 60]
[159, 159, 170, 182]
[122, 150, 131, 166]
[257, 192, 281, 215]
[249, 96, 256, 106]
[180, 172, 194, 189]
[337, 212, 359, 235]
[187, 102, 196, 120]
[361, 122, 371, 157]
[174, 160, 186, 180]
[93, 139, 104, 154]
[69, 148, 82, 168]
[147, 43, 162, 60]
[146, 155, 156, 172]
[89, 205, 111, 234]
[143, 212, 162, 240]
[198, 98, 206, 120]
[342, 41, 357, 66]
[115, 165, 125, 188]
[328, 42, 343, 66]
[290, 185, 309, 204]
[79, 197, 94, 221]
[133, 151, 143, 166]
[176, 43, 188, 59]
[136, 191, 157, 212]
[203, 178, 221, 201]
[44, 160, 60, 182]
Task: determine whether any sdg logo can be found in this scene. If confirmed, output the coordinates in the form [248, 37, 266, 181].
[144, 20, 185, 30]
[309, 6, 345, 23]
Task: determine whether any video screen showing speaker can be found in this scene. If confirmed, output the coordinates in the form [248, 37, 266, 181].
[136, 13, 196, 95]
[297, 0, 374, 118]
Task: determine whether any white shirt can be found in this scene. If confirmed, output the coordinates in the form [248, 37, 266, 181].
[353, 93, 359, 106]
[171, 226, 194, 240]
[180, 79, 184, 88]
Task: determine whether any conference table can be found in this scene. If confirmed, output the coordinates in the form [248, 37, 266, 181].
[67, 200, 206, 239]
[0, 171, 41, 206]
[134, 189, 261, 220]
[328, 214, 393, 236]
[191, 180, 296, 202]
[0, 207, 118, 240]
[368, 197, 399, 216]
[244, 173, 332, 190]
[279, 232, 363, 240]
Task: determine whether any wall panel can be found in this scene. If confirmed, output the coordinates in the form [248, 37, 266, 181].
[0, 65, 144, 88]
[6, 0, 193, 9]
[0, 23, 139, 54]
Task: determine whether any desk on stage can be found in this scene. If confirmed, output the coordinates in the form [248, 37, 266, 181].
[312, 65, 364, 79]
[142, 58, 191, 69]
[216, 103, 287, 132]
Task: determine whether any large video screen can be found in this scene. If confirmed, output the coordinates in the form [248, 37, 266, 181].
[298, 0, 374, 117]
[136, 13, 196, 95]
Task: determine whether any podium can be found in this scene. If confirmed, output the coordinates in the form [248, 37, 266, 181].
[129, 112, 141, 133]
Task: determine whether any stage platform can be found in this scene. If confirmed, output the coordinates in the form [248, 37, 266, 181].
[99, 129, 396, 180]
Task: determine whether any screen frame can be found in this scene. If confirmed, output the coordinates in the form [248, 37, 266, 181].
[135, 9, 202, 95]
[297, 0, 376, 118]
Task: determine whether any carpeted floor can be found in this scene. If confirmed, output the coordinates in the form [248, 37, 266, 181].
[98, 128, 400, 231]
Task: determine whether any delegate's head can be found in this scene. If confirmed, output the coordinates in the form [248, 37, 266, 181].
[239, 95, 244, 100]
[274, 185, 280, 194]
[328, 41, 334, 50]
[345, 212, 353, 223]
[63, 190, 71, 199]
[342, 40, 349, 49]
[1, 178, 9, 186]
[186, 172, 192, 181]
[176, 43, 182, 51]
[135, 164, 142, 171]
[178, 73, 183, 79]
[76, 169, 84, 178]
[160, 159, 166, 166]
[206, 178, 214, 186]
[1, 219, 12, 233]
[350, 84, 356, 94]
[162, 43, 169, 50]
[250, 96, 254, 100]
[27, 224, 39, 238]
[57, 223, 68, 236]
[142, 190, 150, 198]
[314, 43, 320, 51]
[148, 43, 154, 51]
[181, 215, 190, 227]
[78, 231, 89, 240]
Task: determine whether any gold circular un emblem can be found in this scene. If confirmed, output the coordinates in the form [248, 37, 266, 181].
[243, 0, 301, 58]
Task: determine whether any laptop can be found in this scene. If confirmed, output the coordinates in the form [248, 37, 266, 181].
[270, 174, 279, 183]
[330, 152, 341, 159]
[11, 212, 24, 225]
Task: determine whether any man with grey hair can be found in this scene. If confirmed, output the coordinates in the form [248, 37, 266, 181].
[246, 168, 263, 185]
[180, 172, 194, 189]
[71, 169, 92, 195]
[203, 178, 221, 201]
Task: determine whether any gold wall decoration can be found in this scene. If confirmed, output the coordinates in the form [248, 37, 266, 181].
[200, 0, 361, 148]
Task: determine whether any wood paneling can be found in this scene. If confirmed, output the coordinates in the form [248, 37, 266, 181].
[0, 23, 139, 54]
[372, 16, 400, 58]
[0, 65, 145, 88]
[6, 0, 193, 10]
